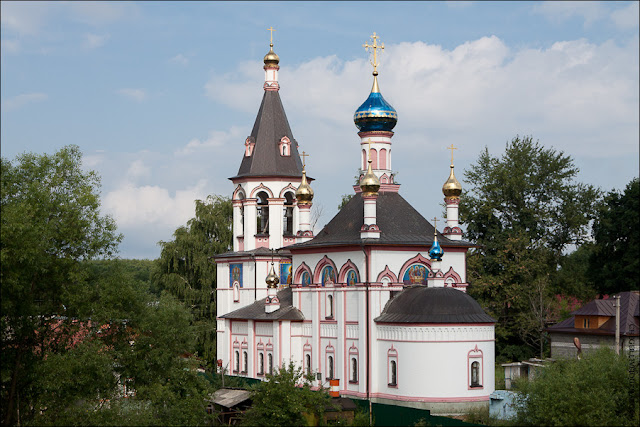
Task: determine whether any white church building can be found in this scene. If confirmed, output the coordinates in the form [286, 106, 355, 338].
[215, 33, 496, 415]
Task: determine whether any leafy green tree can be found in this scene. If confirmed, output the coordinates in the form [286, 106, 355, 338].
[588, 177, 639, 295]
[240, 361, 331, 427]
[153, 195, 233, 366]
[1, 146, 121, 426]
[515, 347, 639, 426]
[338, 194, 353, 210]
[459, 136, 601, 358]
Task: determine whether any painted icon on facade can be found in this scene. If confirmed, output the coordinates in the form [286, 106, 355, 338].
[230, 263, 243, 288]
[321, 266, 336, 286]
[346, 269, 359, 286]
[403, 263, 428, 286]
[301, 271, 311, 287]
[280, 262, 292, 286]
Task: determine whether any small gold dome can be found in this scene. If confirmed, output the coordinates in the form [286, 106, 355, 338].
[295, 168, 314, 205]
[265, 263, 280, 288]
[360, 159, 380, 196]
[264, 44, 280, 66]
[442, 165, 462, 198]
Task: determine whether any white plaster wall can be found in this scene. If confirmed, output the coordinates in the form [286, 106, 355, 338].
[375, 325, 495, 399]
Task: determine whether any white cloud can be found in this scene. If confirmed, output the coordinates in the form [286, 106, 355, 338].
[1, 92, 48, 111]
[169, 53, 189, 65]
[126, 160, 151, 180]
[610, 2, 639, 30]
[67, 1, 139, 26]
[117, 88, 146, 102]
[532, 1, 606, 27]
[175, 126, 246, 156]
[83, 33, 109, 49]
[103, 180, 209, 229]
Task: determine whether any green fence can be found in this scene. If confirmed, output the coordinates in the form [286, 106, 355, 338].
[352, 400, 480, 427]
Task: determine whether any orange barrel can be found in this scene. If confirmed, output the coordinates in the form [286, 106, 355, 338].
[329, 379, 340, 397]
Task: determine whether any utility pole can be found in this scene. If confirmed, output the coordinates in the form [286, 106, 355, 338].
[613, 295, 621, 355]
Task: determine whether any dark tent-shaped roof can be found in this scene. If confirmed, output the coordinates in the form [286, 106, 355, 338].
[219, 287, 304, 321]
[231, 90, 304, 179]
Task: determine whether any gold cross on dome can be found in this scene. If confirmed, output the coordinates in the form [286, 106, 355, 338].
[301, 151, 309, 168]
[447, 144, 458, 165]
[363, 32, 384, 74]
[432, 217, 438, 230]
[267, 27, 276, 44]
[367, 139, 373, 163]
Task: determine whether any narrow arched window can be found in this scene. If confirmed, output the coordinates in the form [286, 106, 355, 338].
[283, 192, 294, 235]
[305, 354, 311, 375]
[243, 351, 248, 373]
[268, 353, 273, 375]
[256, 191, 270, 235]
[471, 361, 480, 387]
[234, 351, 240, 373]
[351, 358, 358, 383]
[327, 295, 333, 318]
[390, 360, 397, 386]
[258, 353, 264, 375]
[328, 355, 334, 379]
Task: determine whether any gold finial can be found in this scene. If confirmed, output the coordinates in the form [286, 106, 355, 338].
[360, 139, 380, 196]
[432, 217, 438, 233]
[363, 32, 385, 76]
[447, 144, 458, 165]
[296, 152, 314, 205]
[442, 146, 462, 198]
[267, 27, 276, 45]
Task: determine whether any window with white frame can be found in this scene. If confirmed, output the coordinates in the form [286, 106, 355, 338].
[388, 346, 398, 387]
[351, 358, 358, 383]
[268, 353, 273, 375]
[305, 354, 312, 375]
[326, 294, 334, 319]
[327, 355, 334, 379]
[471, 361, 480, 387]
[234, 350, 240, 373]
[242, 351, 248, 374]
[468, 347, 483, 389]
[258, 352, 264, 375]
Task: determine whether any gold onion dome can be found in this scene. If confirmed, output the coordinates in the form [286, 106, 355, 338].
[360, 159, 380, 196]
[264, 43, 280, 66]
[442, 165, 462, 198]
[295, 168, 314, 205]
[265, 263, 280, 288]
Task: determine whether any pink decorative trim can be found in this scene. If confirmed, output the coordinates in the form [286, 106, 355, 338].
[250, 183, 274, 198]
[443, 266, 462, 283]
[468, 345, 484, 390]
[296, 230, 314, 237]
[399, 254, 432, 281]
[338, 260, 361, 283]
[313, 255, 338, 284]
[379, 148, 387, 170]
[380, 173, 389, 184]
[443, 226, 463, 235]
[279, 183, 298, 198]
[294, 262, 313, 285]
[358, 130, 394, 138]
[360, 224, 380, 231]
[444, 197, 461, 205]
[376, 265, 398, 283]
[353, 184, 400, 193]
[233, 185, 246, 200]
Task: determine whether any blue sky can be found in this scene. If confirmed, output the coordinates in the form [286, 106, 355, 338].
[2, 1, 638, 259]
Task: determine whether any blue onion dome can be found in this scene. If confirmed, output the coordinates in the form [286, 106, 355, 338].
[354, 74, 397, 132]
[429, 237, 444, 261]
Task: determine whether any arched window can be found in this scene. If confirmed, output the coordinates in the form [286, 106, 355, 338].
[243, 351, 248, 373]
[371, 148, 378, 169]
[256, 191, 270, 234]
[379, 148, 387, 170]
[351, 358, 358, 383]
[305, 354, 311, 375]
[258, 352, 264, 375]
[301, 271, 311, 287]
[362, 149, 367, 170]
[283, 192, 294, 235]
[268, 353, 273, 375]
[328, 355, 334, 379]
[390, 360, 397, 386]
[471, 361, 480, 387]
[234, 350, 240, 373]
[326, 295, 334, 319]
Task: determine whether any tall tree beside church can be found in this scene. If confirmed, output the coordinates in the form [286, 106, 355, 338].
[1, 146, 121, 426]
[459, 136, 601, 358]
[588, 177, 639, 295]
[153, 195, 233, 366]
